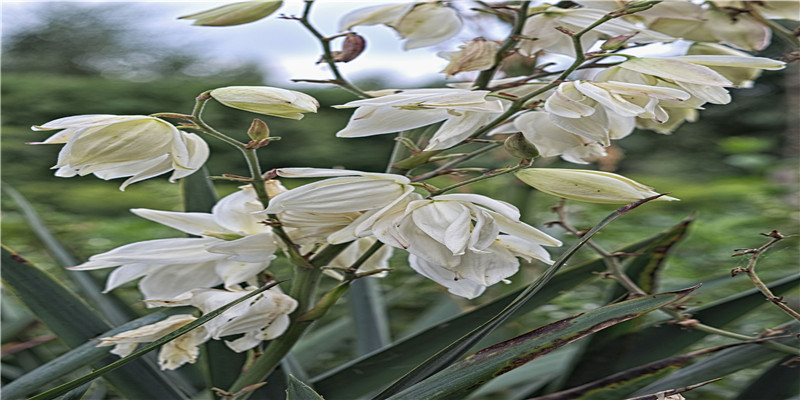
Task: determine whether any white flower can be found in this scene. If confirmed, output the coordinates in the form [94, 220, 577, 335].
[543, 81, 687, 144]
[514, 111, 610, 164]
[371, 193, 561, 297]
[340, 2, 462, 50]
[334, 88, 504, 151]
[147, 287, 297, 352]
[70, 186, 278, 301]
[325, 237, 394, 278]
[518, 7, 672, 57]
[96, 314, 210, 370]
[515, 168, 679, 204]
[31, 115, 209, 190]
[210, 86, 318, 119]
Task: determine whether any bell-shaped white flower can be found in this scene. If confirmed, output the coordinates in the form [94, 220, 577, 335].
[339, 2, 461, 50]
[31, 115, 209, 190]
[334, 88, 504, 151]
[147, 287, 297, 352]
[514, 111, 609, 164]
[96, 314, 210, 370]
[70, 186, 278, 301]
[371, 193, 561, 297]
[516, 168, 679, 204]
[210, 86, 318, 120]
[544, 80, 687, 144]
[518, 7, 671, 57]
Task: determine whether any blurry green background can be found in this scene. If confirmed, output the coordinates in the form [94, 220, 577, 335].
[2, 3, 798, 399]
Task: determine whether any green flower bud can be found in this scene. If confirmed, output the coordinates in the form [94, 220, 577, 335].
[504, 132, 539, 159]
[210, 86, 318, 120]
[179, 1, 283, 27]
[515, 168, 679, 204]
[247, 119, 270, 141]
[600, 32, 638, 51]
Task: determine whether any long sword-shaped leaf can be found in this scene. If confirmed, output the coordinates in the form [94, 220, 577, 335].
[734, 355, 799, 400]
[181, 166, 218, 213]
[348, 278, 391, 355]
[372, 197, 662, 399]
[286, 375, 325, 400]
[313, 215, 691, 399]
[2, 245, 188, 400]
[2, 183, 135, 325]
[387, 287, 697, 400]
[3, 309, 189, 399]
[631, 322, 800, 396]
[29, 281, 283, 400]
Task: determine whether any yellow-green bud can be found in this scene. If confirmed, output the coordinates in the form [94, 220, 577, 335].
[179, 1, 283, 27]
[504, 132, 539, 159]
[601, 32, 638, 51]
[515, 168, 679, 204]
[247, 119, 270, 141]
[210, 86, 318, 120]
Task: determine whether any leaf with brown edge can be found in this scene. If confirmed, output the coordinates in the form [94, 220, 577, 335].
[385, 286, 698, 400]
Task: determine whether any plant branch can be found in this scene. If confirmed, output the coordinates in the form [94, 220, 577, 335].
[473, 2, 531, 90]
[731, 231, 800, 321]
[427, 162, 530, 197]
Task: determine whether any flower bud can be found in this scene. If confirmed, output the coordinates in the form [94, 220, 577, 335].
[179, 1, 283, 27]
[334, 33, 366, 63]
[210, 86, 318, 120]
[439, 38, 500, 77]
[247, 119, 270, 141]
[504, 132, 539, 159]
[515, 168, 679, 204]
[600, 32, 638, 51]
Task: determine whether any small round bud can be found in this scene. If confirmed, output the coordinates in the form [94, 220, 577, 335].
[504, 132, 539, 159]
[247, 119, 270, 141]
[335, 33, 366, 63]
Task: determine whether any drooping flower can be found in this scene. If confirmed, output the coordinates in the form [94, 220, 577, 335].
[370, 193, 562, 298]
[178, 1, 283, 27]
[517, 7, 672, 57]
[96, 314, 209, 370]
[70, 185, 278, 301]
[147, 287, 297, 352]
[31, 115, 209, 190]
[209, 86, 318, 120]
[515, 168, 679, 204]
[543, 80, 688, 144]
[334, 88, 504, 151]
[340, 2, 462, 50]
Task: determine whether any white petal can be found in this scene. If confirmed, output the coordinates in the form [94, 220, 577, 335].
[206, 232, 278, 263]
[89, 238, 224, 265]
[131, 208, 225, 236]
[409, 254, 485, 299]
[411, 201, 472, 255]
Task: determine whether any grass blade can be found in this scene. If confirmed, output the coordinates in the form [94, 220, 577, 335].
[286, 375, 324, 400]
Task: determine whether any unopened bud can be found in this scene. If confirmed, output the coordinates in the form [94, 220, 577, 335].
[179, 1, 283, 27]
[210, 86, 318, 119]
[336, 33, 366, 63]
[247, 119, 270, 141]
[504, 132, 539, 159]
[601, 32, 638, 51]
[515, 168, 679, 204]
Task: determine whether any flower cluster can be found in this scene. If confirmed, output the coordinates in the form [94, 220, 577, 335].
[32, 0, 791, 374]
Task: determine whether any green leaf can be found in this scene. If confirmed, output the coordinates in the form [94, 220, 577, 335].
[630, 322, 800, 396]
[312, 214, 686, 399]
[286, 374, 324, 400]
[1, 245, 189, 399]
[347, 278, 391, 354]
[29, 281, 282, 400]
[2, 183, 136, 325]
[372, 198, 659, 399]
[3, 309, 187, 400]
[181, 166, 218, 213]
[386, 287, 697, 400]
[735, 355, 799, 400]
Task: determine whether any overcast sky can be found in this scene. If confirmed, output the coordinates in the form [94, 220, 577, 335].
[2, 1, 511, 86]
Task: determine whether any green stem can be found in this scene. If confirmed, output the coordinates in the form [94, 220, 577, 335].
[473, 2, 530, 90]
[428, 163, 528, 197]
[295, 0, 371, 98]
